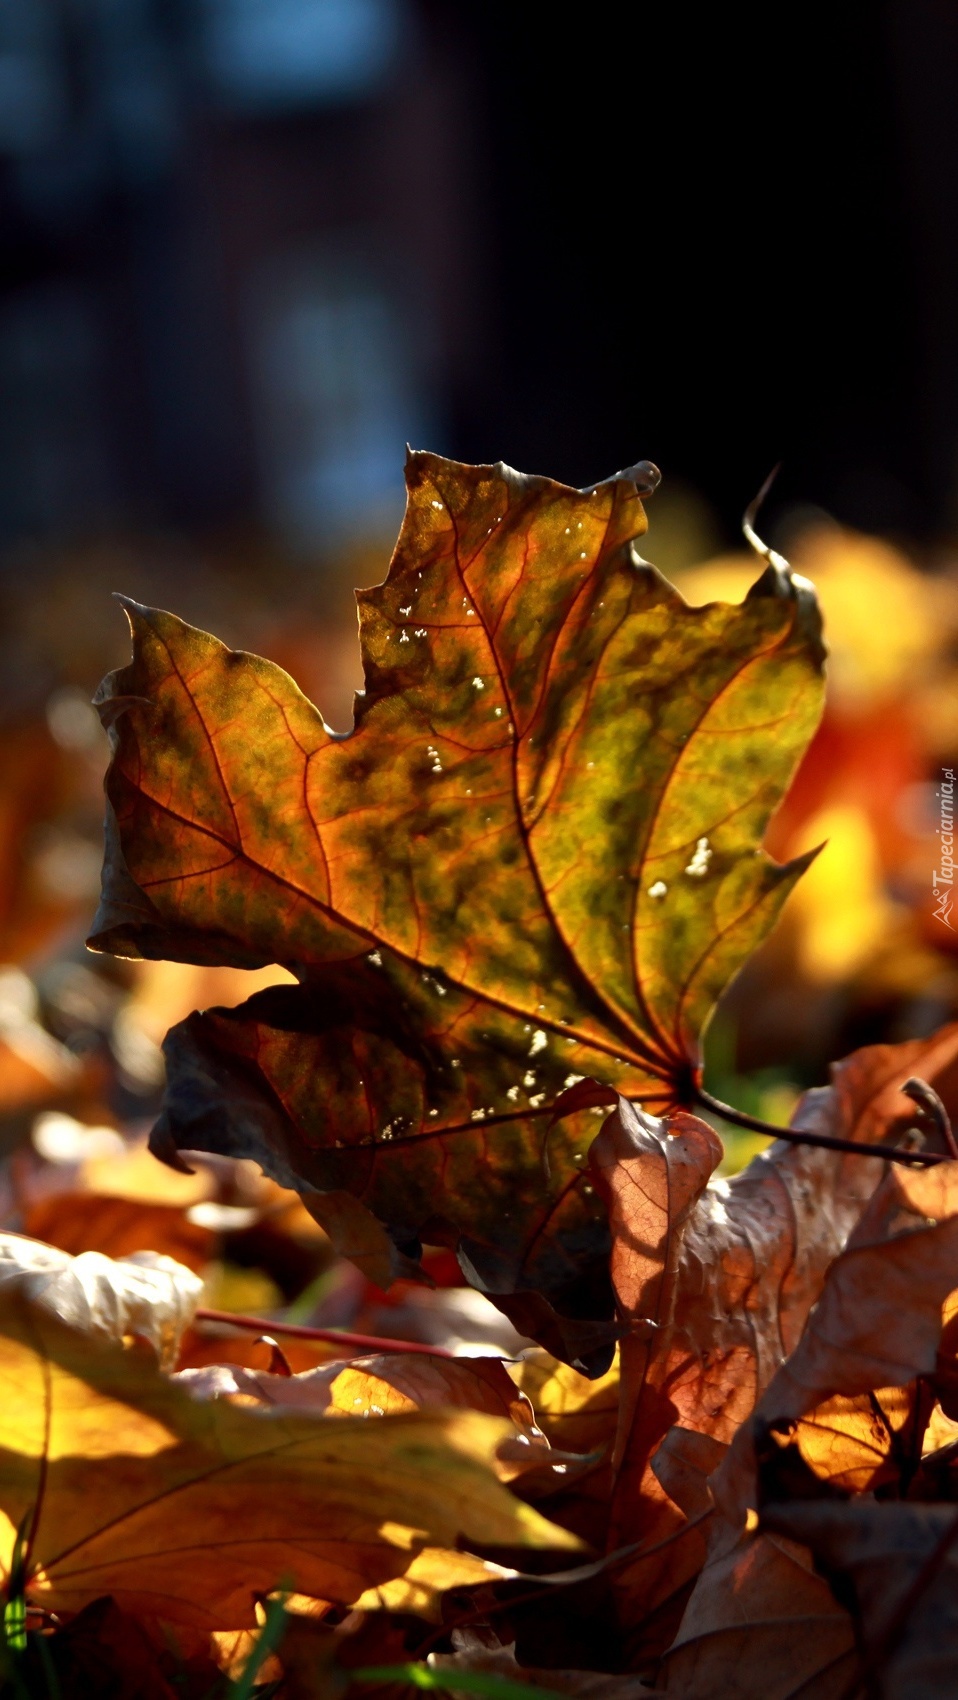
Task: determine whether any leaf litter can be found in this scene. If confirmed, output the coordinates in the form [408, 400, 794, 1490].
[1, 452, 957, 1695]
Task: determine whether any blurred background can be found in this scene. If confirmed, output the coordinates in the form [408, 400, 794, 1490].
[1, 0, 958, 1325]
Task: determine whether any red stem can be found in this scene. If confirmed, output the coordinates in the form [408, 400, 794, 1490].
[194, 1307, 454, 1358]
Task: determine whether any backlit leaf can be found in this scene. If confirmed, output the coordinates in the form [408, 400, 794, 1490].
[89, 453, 824, 1365]
[0, 1287, 578, 1629]
[506, 1348, 620, 1453]
[585, 1030, 958, 1661]
[760, 1384, 930, 1499]
[0, 1234, 202, 1369]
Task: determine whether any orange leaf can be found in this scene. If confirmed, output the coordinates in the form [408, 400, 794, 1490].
[88, 453, 824, 1366]
[23, 1193, 216, 1273]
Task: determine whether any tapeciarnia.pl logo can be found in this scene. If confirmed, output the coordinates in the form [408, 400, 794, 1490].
[934, 767, 955, 930]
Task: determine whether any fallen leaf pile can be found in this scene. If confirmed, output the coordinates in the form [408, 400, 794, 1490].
[3, 451, 958, 1697]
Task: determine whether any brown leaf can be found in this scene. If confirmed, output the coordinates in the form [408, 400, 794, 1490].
[507, 1348, 620, 1454]
[88, 452, 825, 1364]
[0, 1287, 579, 1629]
[761, 1500, 958, 1700]
[659, 1152, 958, 1697]
[591, 1031, 958, 1661]
[656, 1526, 855, 1699]
[753, 1159, 958, 1435]
[430, 1642, 665, 1696]
[23, 1192, 216, 1273]
[177, 1350, 547, 1463]
[759, 1384, 932, 1500]
[7, 1596, 228, 1700]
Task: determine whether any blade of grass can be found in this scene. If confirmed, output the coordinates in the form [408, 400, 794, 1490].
[231, 1593, 289, 1700]
[351, 1665, 571, 1700]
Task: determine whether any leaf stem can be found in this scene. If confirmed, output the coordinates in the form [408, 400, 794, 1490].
[901, 1076, 958, 1159]
[695, 1087, 944, 1169]
[193, 1308, 455, 1358]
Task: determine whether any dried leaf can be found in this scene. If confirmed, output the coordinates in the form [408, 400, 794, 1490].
[429, 1643, 664, 1696]
[89, 452, 824, 1362]
[660, 1153, 958, 1697]
[352, 1547, 518, 1621]
[761, 1500, 958, 1700]
[656, 1526, 855, 1699]
[590, 1031, 958, 1660]
[759, 1384, 931, 1499]
[177, 1351, 546, 1464]
[751, 1159, 958, 1438]
[0, 1233, 202, 1368]
[0, 1287, 579, 1629]
[507, 1349, 620, 1454]
[1, 1595, 227, 1700]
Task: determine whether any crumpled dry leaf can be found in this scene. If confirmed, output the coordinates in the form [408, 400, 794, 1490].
[658, 1151, 958, 1697]
[0, 1232, 202, 1368]
[430, 1641, 665, 1696]
[178, 1347, 537, 1425]
[0, 1285, 579, 1629]
[761, 1500, 958, 1700]
[735, 1157, 958, 1469]
[576, 1029, 958, 1663]
[89, 450, 825, 1365]
[656, 1525, 856, 1699]
[584, 1101, 722, 1656]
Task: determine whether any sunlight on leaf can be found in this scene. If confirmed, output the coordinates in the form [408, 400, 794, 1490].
[0, 1288, 578, 1629]
[88, 452, 825, 1365]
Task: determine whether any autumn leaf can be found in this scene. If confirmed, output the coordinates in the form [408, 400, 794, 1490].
[0, 1233, 202, 1368]
[760, 1500, 958, 1700]
[0, 1286, 578, 1630]
[0, 1595, 230, 1700]
[22, 1192, 216, 1273]
[655, 1524, 856, 1699]
[88, 452, 825, 1366]
[738, 1156, 958, 1456]
[176, 1350, 548, 1468]
[427, 1644, 664, 1697]
[657, 1152, 958, 1697]
[758, 1384, 931, 1499]
[581, 1028, 958, 1661]
[507, 1349, 620, 1454]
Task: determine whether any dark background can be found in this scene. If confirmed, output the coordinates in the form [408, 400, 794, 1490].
[0, 0, 956, 565]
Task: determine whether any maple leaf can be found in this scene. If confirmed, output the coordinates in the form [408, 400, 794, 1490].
[89, 452, 825, 1367]
[0, 1287, 578, 1630]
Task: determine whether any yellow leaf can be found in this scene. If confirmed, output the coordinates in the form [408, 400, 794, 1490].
[0, 1289, 578, 1629]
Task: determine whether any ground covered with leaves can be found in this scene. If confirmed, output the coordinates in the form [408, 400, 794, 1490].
[2, 453, 958, 1698]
